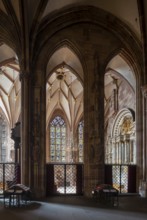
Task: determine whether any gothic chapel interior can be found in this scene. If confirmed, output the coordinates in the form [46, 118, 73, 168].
[0, 0, 147, 199]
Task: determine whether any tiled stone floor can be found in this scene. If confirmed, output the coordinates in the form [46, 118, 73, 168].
[0, 195, 147, 220]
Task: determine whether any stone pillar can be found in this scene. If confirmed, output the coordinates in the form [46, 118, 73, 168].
[111, 139, 115, 163]
[20, 72, 31, 186]
[120, 141, 122, 163]
[133, 140, 136, 164]
[20, 68, 46, 198]
[116, 142, 118, 163]
[30, 71, 46, 198]
[118, 142, 120, 163]
[126, 140, 129, 163]
[119, 142, 121, 164]
[139, 85, 147, 197]
[142, 86, 147, 180]
[84, 55, 105, 196]
[124, 140, 127, 163]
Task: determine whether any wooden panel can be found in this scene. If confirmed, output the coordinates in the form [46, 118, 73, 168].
[46, 164, 54, 195]
[128, 165, 136, 193]
[76, 164, 83, 195]
[105, 165, 112, 185]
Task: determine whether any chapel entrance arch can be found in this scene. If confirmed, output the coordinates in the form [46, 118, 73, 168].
[46, 47, 84, 195]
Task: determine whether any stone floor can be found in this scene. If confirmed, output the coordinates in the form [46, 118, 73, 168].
[0, 194, 147, 220]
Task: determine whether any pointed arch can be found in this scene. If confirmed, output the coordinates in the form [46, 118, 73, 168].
[46, 41, 84, 83]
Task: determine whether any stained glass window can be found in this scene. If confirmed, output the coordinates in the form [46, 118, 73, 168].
[78, 120, 84, 162]
[50, 116, 66, 162]
[0, 114, 7, 162]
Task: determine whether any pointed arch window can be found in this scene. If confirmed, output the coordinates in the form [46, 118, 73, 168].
[50, 116, 66, 162]
[78, 120, 84, 162]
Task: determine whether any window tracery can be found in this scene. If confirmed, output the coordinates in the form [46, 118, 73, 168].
[78, 120, 84, 162]
[50, 116, 66, 162]
[0, 111, 9, 162]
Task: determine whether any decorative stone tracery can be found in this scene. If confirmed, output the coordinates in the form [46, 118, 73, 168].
[105, 108, 136, 165]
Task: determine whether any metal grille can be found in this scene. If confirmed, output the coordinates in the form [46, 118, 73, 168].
[112, 165, 120, 191]
[0, 163, 20, 194]
[0, 164, 4, 193]
[120, 166, 128, 193]
[54, 165, 64, 193]
[66, 165, 76, 194]
[47, 163, 83, 195]
[54, 164, 76, 194]
[112, 165, 128, 193]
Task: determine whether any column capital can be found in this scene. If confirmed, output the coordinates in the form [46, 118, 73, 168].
[141, 85, 147, 98]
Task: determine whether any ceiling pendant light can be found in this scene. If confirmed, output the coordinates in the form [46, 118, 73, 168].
[56, 63, 65, 80]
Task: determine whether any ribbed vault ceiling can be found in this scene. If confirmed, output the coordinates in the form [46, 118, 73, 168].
[46, 65, 83, 128]
[0, 0, 141, 38]
[0, 43, 20, 126]
[0, 0, 140, 128]
[105, 54, 135, 106]
[0, 45, 135, 129]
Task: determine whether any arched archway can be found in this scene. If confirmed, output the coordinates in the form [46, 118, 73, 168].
[45, 46, 84, 195]
[104, 52, 136, 164]
[0, 42, 21, 193]
[24, 4, 142, 197]
[104, 51, 137, 193]
[0, 43, 21, 162]
[111, 108, 135, 164]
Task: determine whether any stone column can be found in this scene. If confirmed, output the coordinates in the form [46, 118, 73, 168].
[118, 142, 120, 163]
[140, 85, 147, 196]
[121, 141, 124, 164]
[20, 72, 31, 186]
[30, 71, 46, 198]
[84, 54, 105, 196]
[116, 142, 118, 163]
[126, 140, 129, 163]
[119, 142, 121, 164]
[133, 140, 136, 164]
[142, 86, 147, 180]
[111, 139, 115, 163]
[20, 68, 46, 198]
[124, 140, 127, 164]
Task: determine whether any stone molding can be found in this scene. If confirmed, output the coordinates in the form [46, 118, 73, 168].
[142, 85, 147, 98]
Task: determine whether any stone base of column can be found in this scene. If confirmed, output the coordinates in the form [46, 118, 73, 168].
[84, 177, 103, 198]
[32, 188, 46, 199]
[139, 180, 147, 197]
[84, 187, 93, 197]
